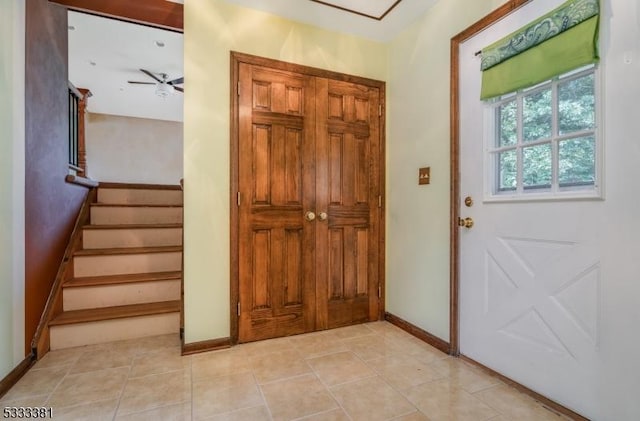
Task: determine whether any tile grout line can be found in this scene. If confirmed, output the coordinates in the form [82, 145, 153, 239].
[304, 360, 354, 421]
[189, 350, 194, 421]
[253, 371, 275, 421]
[112, 348, 192, 419]
[38, 349, 89, 407]
[470, 382, 504, 395]
[468, 383, 514, 417]
[363, 331, 503, 411]
[319, 371, 379, 389]
[255, 351, 321, 418]
[290, 406, 347, 421]
[257, 371, 317, 387]
[294, 329, 380, 421]
[309, 328, 399, 417]
[368, 324, 479, 412]
[472, 383, 560, 421]
[120, 348, 192, 416]
[206, 405, 268, 420]
[40, 343, 129, 415]
[41, 362, 75, 410]
[386, 410, 425, 421]
[347, 342, 424, 419]
[111, 359, 134, 420]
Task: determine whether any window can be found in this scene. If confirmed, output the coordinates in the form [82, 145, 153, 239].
[67, 82, 90, 178]
[485, 65, 600, 200]
[68, 86, 80, 169]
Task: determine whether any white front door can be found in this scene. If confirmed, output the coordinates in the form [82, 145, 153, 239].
[458, 0, 603, 417]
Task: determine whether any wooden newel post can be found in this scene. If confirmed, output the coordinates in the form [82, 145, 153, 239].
[77, 88, 92, 177]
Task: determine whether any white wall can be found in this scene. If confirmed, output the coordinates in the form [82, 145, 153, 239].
[85, 113, 183, 185]
[183, 0, 388, 344]
[0, 0, 26, 377]
[386, 0, 506, 342]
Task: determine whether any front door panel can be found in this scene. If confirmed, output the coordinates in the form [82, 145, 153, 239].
[457, 1, 601, 415]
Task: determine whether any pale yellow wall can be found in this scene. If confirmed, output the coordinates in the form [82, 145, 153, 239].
[0, 0, 26, 376]
[86, 113, 183, 185]
[386, 0, 507, 341]
[183, 0, 387, 343]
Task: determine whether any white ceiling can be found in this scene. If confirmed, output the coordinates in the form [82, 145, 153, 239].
[68, 11, 184, 122]
[68, 0, 438, 122]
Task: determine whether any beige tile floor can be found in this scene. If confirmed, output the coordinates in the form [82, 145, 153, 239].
[0, 322, 569, 420]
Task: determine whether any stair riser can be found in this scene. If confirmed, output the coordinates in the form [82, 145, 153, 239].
[74, 252, 181, 277]
[98, 188, 183, 205]
[49, 313, 180, 349]
[63, 279, 181, 311]
[83, 227, 182, 249]
[91, 207, 182, 225]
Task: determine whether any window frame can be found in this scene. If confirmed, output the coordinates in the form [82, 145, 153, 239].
[482, 64, 604, 202]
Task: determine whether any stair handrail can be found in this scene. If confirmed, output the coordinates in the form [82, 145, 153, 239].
[30, 188, 97, 359]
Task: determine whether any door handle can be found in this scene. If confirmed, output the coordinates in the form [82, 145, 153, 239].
[305, 211, 316, 221]
[318, 212, 328, 221]
[458, 217, 474, 229]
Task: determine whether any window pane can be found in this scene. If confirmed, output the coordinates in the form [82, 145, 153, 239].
[523, 88, 552, 142]
[559, 73, 595, 135]
[559, 136, 595, 186]
[497, 100, 517, 147]
[523, 143, 551, 189]
[497, 150, 517, 191]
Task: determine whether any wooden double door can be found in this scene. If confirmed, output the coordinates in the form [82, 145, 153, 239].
[234, 54, 384, 343]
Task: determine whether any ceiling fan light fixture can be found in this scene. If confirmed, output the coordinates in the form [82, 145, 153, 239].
[155, 82, 175, 98]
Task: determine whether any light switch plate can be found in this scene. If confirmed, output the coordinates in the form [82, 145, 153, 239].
[419, 167, 430, 185]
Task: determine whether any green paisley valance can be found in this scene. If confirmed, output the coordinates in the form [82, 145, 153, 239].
[480, 0, 600, 100]
[481, 0, 599, 71]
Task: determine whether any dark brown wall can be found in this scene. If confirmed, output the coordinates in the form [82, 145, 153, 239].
[24, 0, 87, 354]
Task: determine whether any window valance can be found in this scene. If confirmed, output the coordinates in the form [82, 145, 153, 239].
[480, 0, 600, 100]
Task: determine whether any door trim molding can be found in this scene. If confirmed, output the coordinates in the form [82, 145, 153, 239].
[49, 0, 183, 32]
[230, 51, 386, 344]
[449, 0, 532, 356]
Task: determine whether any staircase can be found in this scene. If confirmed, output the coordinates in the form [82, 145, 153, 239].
[49, 183, 183, 349]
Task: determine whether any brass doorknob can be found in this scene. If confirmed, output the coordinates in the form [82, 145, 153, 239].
[458, 217, 474, 229]
[305, 211, 316, 221]
[318, 212, 328, 221]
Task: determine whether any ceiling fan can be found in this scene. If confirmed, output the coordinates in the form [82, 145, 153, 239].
[128, 69, 184, 97]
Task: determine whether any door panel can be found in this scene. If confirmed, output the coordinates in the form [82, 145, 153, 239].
[458, 1, 600, 415]
[238, 63, 316, 342]
[237, 60, 382, 342]
[316, 78, 380, 329]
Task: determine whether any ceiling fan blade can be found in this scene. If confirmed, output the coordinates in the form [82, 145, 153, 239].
[173, 86, 184, 93]
[127, 81, 156, 85]
[140, 68, 163, 83]
[168, 76, 184, 85]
